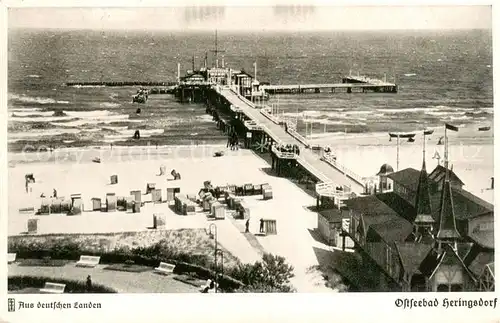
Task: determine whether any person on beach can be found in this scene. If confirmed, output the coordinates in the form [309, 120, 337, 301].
[53, 189, 57, 198]
[259, 218, 264, 233]
[245, 218, 250, 233]
[86, 275, 92, 291]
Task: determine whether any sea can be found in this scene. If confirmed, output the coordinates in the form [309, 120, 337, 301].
[7, 29, 494, 152]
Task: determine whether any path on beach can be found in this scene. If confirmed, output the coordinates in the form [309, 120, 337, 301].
[8, 263, 198, 293]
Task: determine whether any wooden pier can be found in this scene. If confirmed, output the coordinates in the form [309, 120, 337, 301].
[206, 84, 367, 203]
[261, 75, 398, 94]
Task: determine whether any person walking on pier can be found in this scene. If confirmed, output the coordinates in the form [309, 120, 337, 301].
[259, 218, 264, 234]
[245, 218, 250, 233]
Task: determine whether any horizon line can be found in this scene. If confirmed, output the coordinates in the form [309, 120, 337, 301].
[9, 26, 493, 32]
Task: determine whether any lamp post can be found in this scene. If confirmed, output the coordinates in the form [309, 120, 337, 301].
[215, 249, 224, 293]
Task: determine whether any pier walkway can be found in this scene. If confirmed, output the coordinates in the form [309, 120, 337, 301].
[216, 86, 365, 194]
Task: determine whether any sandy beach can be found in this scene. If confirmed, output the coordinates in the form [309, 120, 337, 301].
[8, 145, 335, 292]
[309, 123, 494, 203]
[8, 120, 493, 292]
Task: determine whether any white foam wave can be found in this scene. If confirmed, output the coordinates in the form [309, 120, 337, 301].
[404, 73, 417, 77]
[427, 111, 467, 116]
[9, 94, 70, 105]
[11, 116, 74, 122]
[27, 74, 41, 78]
[102, 126, 129, 131]
[72, 85, 105, 88]
[196, 115, 214, 122]
[377, 107, 439, 113]
[9, 108, 44, 112]
[9, 128, 81, 139]
[100, 102, 120, 108]
[10, 111, 54, 117]
[65, 110, 113, 118]
[50, 115, 131, 127]
[117, 129, 165, 136]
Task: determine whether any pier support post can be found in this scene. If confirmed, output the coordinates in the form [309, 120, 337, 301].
[347, 87, 352, 94]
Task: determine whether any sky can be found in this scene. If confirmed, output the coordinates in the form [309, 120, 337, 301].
[8, 5, 492, 31]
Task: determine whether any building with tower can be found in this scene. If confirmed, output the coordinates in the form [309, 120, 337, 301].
[338, 129, 494, 292]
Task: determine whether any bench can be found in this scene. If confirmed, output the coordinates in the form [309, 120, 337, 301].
[76, 255, 101, 268]
[154, 262, 176, 275]
[40, 282, 66, 294]
[7, 253, 16, 264]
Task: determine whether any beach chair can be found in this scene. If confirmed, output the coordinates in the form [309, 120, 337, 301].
[262, 184, 273, 200]
[76, 255, 101, 268]
[130, 190, 142, 203]
[27, 218, 38, 234]
[253, 184, 263, 195]
[132, 201, 141, 213]
[152, 189, 162, 203]
[91, 198, 102, 211]
[154, 262, 176, 275]
[106, 193, 117, 212]
[244, 184, 254, 196]
[146, 183, 156, 194]
[50, 198, 62, 214]
[40, 282, 65, 294]
[68, 194, 83, 215]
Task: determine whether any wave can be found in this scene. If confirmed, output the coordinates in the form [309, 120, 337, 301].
[117, 129, 165, 136]
[9, 94, 70, 105]
[404, 73, 417, 77]
[26, 74, 41, 78]
[100, 102, 120, 108]
[427, 111, 467, 116]
[11, 111, 55, 117]
[71, 85, 105, 88]
[376, 107, 440, 113]
[9, 128, 82, 139]
[196, 115, 214, 122]
[50, 115, 132, 127]
[9, 107, 43, 112]
[10, 116, 74, 122]
[65, 110, 113, 118]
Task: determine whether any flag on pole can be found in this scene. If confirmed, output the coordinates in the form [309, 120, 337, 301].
[445, 123, 459, 132]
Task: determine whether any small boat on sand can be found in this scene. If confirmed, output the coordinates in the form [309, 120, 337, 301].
[92, 157, 101, 163]
[478, 126, 491, 131]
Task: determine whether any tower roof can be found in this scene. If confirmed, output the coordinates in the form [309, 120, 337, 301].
[377, 163, 394, 175]
[414, 160, 432, 222]
[436, 172, 461, 240]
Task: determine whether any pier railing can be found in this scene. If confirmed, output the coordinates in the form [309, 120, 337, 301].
[260, 108, 282, 125]
[320, 153, 365, 186]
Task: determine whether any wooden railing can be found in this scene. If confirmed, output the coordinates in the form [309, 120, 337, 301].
[320, 153, 365, 186]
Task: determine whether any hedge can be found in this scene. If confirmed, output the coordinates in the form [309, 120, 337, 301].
[8, 239, 245, 292]
[8, 275, 117, 293]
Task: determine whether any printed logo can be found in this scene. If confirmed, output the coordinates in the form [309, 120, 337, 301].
[7, 298, 15, 312]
